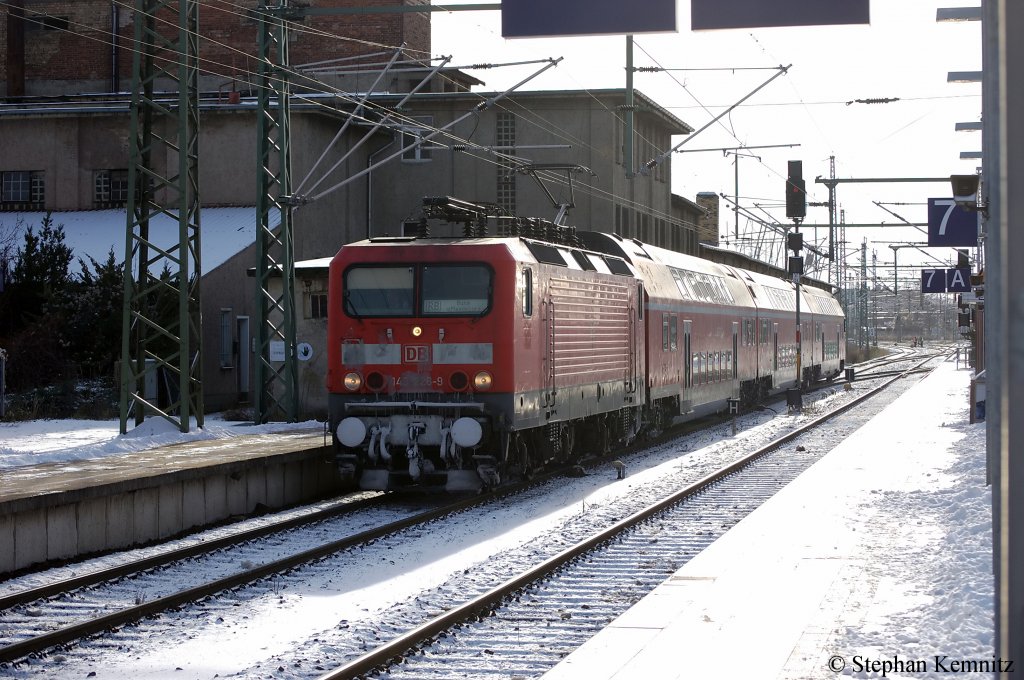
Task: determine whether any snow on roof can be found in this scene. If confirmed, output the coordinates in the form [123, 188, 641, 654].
[0, 207, 280, 273]
[296, 257, 334, 270]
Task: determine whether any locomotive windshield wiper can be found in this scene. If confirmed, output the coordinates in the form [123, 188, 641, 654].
[343, 292, 363, 319]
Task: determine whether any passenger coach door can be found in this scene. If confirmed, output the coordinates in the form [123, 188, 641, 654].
[683, 320, 692, 388]
[773, 322, 779, 372]
[732, 322, 739, 380]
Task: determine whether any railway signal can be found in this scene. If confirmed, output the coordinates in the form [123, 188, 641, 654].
[785, 160, 806, 219]
[786, 160, 804, 411]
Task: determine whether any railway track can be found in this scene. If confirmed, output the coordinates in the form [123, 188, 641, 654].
[316, 354, 942, 679]
[0, 350, 935, 672]
[0, 455, 615, 664]
[0, 493, 468, 664]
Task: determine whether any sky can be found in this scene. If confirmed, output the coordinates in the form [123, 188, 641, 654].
[430, 0, 983, 278]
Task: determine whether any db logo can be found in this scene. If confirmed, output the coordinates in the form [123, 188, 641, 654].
[404, 345, 429, 363]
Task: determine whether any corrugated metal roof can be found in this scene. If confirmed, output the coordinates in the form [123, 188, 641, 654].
[0, 207, 279, 273]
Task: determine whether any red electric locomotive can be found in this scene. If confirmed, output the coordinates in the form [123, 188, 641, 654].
[327, 199, 845, 491]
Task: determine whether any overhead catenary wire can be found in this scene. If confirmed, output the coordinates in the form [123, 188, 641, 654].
[0, 0, 680, 226]
[0, 0, 765, 234]
[0, 0, 890, 246]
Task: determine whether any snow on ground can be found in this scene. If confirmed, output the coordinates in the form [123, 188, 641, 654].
[827, 363, 993, 678]
[0, 357, 994, 679]
[0, 415, 322, 469]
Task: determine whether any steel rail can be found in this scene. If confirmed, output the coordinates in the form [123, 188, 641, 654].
[0, 353, 942, 665]
[0, 488, 512, 664]
[320, 354, 939, 680]
[0, 492, 386, 611]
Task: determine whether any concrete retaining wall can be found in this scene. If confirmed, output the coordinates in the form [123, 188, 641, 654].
[0, 447, 342, 575]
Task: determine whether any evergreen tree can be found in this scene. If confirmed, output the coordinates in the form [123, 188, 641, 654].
[0, 214, 76, 390]
[2, 213, 74, 335]
[62, 249, 124, 375]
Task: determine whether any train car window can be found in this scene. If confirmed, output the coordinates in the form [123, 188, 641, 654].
[662, 315, 670, 351]
[603, 256, 634, 277]
[523, 268, 533, 317]
[422, 265, 493, 316]
[344, 266, 415, 317]
[526, 241, 567, 266]
[570, 250, 597, 271]
[693, 273, 706, 300]
[669, 269, 684, 299]
[670, 316, 678, 351]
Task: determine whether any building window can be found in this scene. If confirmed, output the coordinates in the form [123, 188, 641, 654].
[310, 292, 328, 319]
[94, 169, 130, 207]
[496, 111, 516, 214]
[219, 309, 233, 368]
[27, 15, 70, 30]
[614, 204, 630, 236]
[1, 170, 44, 209]
[401, 116, 434, 163]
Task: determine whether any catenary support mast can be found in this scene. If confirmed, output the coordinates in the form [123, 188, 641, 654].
[253, 1, 299, 423]
[119, 0, 203, 434]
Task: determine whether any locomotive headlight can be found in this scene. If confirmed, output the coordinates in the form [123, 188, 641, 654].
[473, 371, 493, 391]
[343, 372, 363, 391]
[412, 326, 423, 337]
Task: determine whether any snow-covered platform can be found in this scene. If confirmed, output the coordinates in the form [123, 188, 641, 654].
[0, 427, 336, 574]
[544, 357, 988, 680]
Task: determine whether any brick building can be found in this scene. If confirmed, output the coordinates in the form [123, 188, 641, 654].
[0, 2, 723, 417]
[2, 0, 431, 97]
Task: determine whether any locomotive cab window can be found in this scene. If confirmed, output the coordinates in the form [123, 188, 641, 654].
[344, 266, 414, 317]
[422, 265, 492, 315]
[343, 264, 493, 318]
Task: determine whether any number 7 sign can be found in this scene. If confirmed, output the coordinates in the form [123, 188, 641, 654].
[921, 269, 946, 293]
[928, 198, 980, 247]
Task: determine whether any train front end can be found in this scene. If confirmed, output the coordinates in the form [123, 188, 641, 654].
[326, 238, 515, 492]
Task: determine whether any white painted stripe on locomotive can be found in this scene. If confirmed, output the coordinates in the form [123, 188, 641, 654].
[432, 343, 494, 364]
[342, 343, 402, 365]
[342, 342, 493, 365]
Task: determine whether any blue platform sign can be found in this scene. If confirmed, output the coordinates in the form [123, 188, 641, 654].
[502, 0, 676, 38]
[921, 269, 947, 293]
[691, 0, 869, 30]
[947, 266, 972, 293]
[921, 267, 973, 293]
[927, 198, 980, 247]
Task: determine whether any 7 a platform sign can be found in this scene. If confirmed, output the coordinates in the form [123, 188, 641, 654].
[922, 267, 972, 293]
